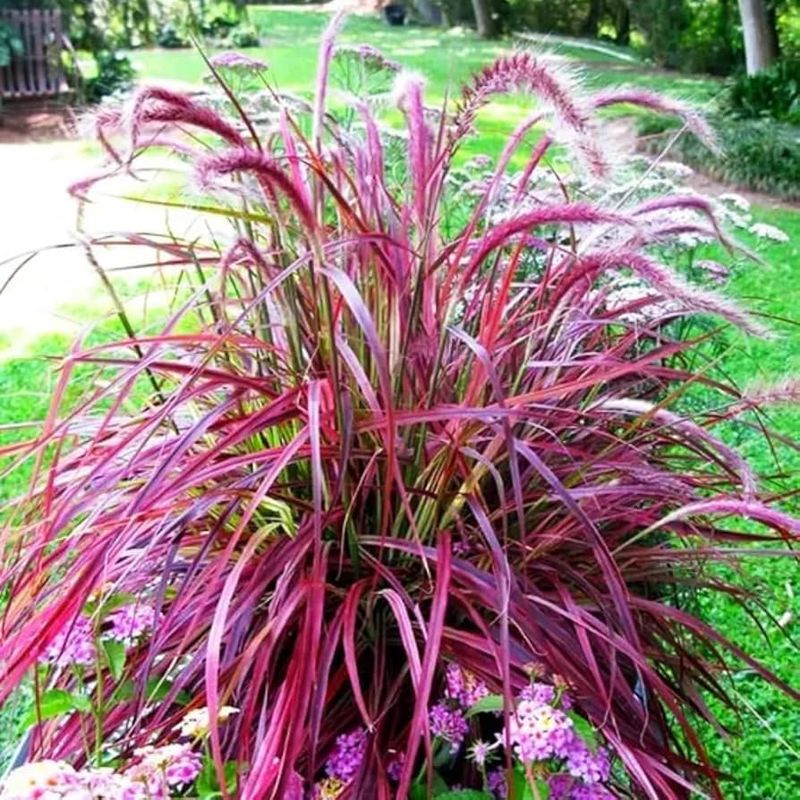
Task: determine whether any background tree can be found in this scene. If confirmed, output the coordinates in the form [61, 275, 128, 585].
[612, 0, 631, 45]
[630, 0, 689, 68]
[738, 0, 779, 72]
[470, 0, 496, 37]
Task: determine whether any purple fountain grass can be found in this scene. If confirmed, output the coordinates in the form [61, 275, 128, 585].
[1, 15, 798, 800]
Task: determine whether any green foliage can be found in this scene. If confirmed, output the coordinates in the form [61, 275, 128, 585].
[679, 0, 742, 74]
[509, 768, 551, 800]
[155, 22, 189, 49]
[629, 0, 689, 68]
[84, 50, 135, 102]
[21, 688, 92, 728]
[0, 19, 23, 68]
[229, 23, 260, 48]
[195, 759, 239, 799]
[724, 59, 800, 123]
[502, 0, 588, 35]
[152, 1, 253, 50]
[639, 113, 800, 200]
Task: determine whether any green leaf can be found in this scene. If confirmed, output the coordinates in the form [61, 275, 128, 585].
[88, 591, 137, 618]
[102, 639, 127, 680]
[22, 688, 92, 727]
[195, 758, 219, 799]
[433, 740, 453, 767]
[411, 772, 449, 798]
[194, 757, 238, 798]
[112, 675, 187, 705]
[567, 710, 598, 752]
[510, 766, 550, 800]
[466, 693, 504, 717]
[222, 761, 239, 794]
[436, 791, 493, 800]
[70, 693, 93, 713]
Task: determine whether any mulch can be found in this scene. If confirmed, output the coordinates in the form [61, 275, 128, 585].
[0, 100, 77, 143]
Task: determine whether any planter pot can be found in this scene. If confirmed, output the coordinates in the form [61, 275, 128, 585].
[383, 4, 407, 26]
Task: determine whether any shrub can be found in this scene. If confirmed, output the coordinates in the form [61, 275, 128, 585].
[723, 59, 800, 124]
[229, 23, 261, 48]
[638, 112, 800, 201]
[1, 15, 798, 799]
[155, 23, 189, 49]
[83, 50, 135, 103]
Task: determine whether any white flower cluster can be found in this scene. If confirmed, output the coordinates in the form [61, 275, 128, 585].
[749, 222, 790, 243]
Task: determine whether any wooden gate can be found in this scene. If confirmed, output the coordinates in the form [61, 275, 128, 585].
[0, 8, 67, 99]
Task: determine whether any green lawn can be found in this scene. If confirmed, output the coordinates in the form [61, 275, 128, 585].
[128, 8, 722, 161]
[691, 207, 800, 797]
[1, 7, 797, 794]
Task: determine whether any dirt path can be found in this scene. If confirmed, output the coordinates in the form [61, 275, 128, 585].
[604, 116, 799, 212]
[0, 120, 211, 355]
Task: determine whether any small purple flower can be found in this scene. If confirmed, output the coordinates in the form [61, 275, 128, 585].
[210, 51, 268, 72]
[468, 738, 498, 768]
[571, 783, 616, 799]
[487, 767, 508, 799]
[386, 752, 404, 781]
[566, 743, 611, 785]
[104, 604, 159, 644]
[518, 681, 556, 706]
[325, 729, 367, 783]
[429, 702, 469, 753]
[163, 747, 203, 787]
[444, 663, 489, 709]
[43, 615, 96, 667]
[548, 774, 573, 800]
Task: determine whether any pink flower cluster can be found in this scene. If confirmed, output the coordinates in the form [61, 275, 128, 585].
[550, 774, 616, 800]
[43, 616, 96, 668]
[104, 604, 159, 645]
[428, 663, 489, 754]
[324, 729, 367, 783]
[429, 702, 470, 754]
[0, 746, 202, 800]
[444, 662, 490, 708]
[498, 687, 612, 799]
[311, 728, 367, 796]
[506, 699, 576, 763]
[41, 604, 159, 668]
[209, 51, 268, 72]
[125, 744, 203, 796]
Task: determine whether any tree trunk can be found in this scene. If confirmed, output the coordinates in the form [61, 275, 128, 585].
[581, 0, 604, 38]
[471, 0, 495, 38]
[737, 0, 778, 73]
[615, 1, 631, 45]
[413, 0, 443, 25]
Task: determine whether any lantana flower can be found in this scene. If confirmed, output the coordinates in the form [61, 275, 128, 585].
[43, 616, 96, 668]
[176, 705, 240, 738]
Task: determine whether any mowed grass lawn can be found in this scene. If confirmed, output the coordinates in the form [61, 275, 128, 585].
[1, 7, 798, 795]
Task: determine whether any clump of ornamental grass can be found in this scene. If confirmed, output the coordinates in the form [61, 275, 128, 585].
[1, 14, 799, 800]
